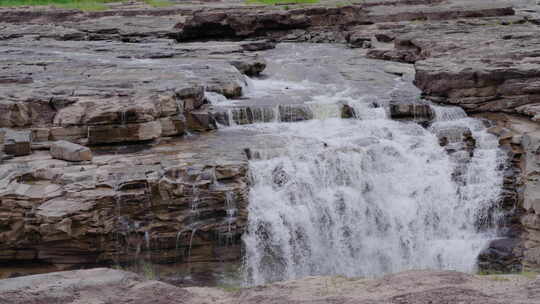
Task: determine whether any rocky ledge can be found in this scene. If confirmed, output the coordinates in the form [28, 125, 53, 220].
[1, 268, 539, 304]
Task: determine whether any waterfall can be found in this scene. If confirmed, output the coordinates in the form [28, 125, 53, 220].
[224, 192, 238, 245]
[222, 44, 504, 286]
[432, 105, 467, 121]
[242, 116, 503, 285]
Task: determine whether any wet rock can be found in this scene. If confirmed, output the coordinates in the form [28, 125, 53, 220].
[478, 238, 524, 273]
[240, 40, 277, 52]
[384, 63, 415, 77]
[50, 140, 92, 162]
[215, 106, 279, 125]
[389, 103, 434, 122]
[229, 58, 267, 76]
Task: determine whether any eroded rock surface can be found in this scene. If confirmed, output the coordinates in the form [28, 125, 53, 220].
[1, 269, 539, 304]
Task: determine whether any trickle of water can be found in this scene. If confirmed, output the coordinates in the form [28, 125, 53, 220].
[225, 192, 238, 244]
[175, 228, 188, 262]
[144, 231, 151, 250]
[176, 97, 184, 120]
[191, 185, 200, 216]
[432, 105, 468, 121]
[308, 103, 341, 120]
[187, 228, 198, 261]
[241, 75, 254, 96]
[120, 110, 127, 125]
[227, 109, 237, 126]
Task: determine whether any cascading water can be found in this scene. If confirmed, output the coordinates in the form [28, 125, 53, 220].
[216, 44, 504, 286]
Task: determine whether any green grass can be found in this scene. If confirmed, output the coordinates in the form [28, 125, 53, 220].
[245, 0, 319, 5]
[477, 270, 539, 280]
[217, 284, 242, 293]
[0, 0, 173, 11]
[488, 275, 511, 282]
[144, 0, 173, 7]
[520, 271, 538, 279]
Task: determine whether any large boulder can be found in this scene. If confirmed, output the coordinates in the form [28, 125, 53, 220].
[229, 57, 267, 77]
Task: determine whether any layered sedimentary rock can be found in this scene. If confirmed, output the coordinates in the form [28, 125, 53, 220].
[0, 136, 249, 266]
[362, 10, 540, 119]
[172, 0, 513, 42]
[0, 24, 260, 265]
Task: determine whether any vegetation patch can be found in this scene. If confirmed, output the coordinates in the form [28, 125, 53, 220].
[519, 271, 538, 279]
[245, 0, 319, 5]
[217, 284, 243, 293]
[0, 0, 173, 11]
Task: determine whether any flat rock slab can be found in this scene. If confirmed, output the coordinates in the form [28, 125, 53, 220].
[0, 269, 539, 304]
[0, 268, 193, 304]
[50, 140, 92, 162]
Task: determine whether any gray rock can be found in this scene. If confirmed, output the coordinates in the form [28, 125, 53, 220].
[229, 58, 267, 76]
[384, 63, 415, 76]
[4, 129, 32, 156]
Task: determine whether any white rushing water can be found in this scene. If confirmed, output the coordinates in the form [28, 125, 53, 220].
[217, 44, 504, 286]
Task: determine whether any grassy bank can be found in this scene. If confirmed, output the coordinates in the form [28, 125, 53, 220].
[245, 0, 319, 5]
[0, 0, 173, 11]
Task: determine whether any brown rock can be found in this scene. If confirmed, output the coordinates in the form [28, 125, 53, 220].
[87, 121, 162, 145]
[50, 140, 92, 162]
